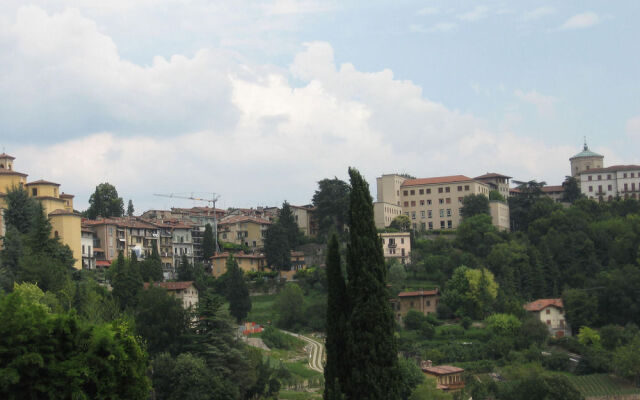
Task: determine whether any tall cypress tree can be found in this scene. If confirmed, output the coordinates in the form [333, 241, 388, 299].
[202, 223, 216, 260]
[222, 255, 251, 323]
[343, 167, 402, 400]
[324, 233, 348, 400]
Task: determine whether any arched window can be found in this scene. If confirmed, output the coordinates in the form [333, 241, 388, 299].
[54, 231, 59, 238]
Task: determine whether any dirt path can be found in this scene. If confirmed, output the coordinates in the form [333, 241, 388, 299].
[283, 331, 325, 373]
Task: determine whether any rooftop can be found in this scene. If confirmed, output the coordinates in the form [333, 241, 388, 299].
[570, 141, 603, 160]
[422, 365, 464, 375]
[0, 169, 27, 177]
[211, 252, 266, 260]
[0, 153, 16, 160]
[398, 289, 439, 298]
[219, 215, 272, 225]
[26, 179, 60, 186]
[524, 298, 563, 312]
[578, 164, 640, 175]
[401, 175, 473, 187]
[474, 172, 512, 180]
[144, 281, 195, 291]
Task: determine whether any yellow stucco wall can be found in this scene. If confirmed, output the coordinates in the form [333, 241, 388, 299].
[0, 174, 27, 193]
[27, 183, 59, 198]
[50, 213, 82, 270]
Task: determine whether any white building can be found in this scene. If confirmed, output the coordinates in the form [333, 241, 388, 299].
[579, 165, 640, 201]
[81, 226, 96, 269]
[379, 232, 411, 264]
[524, 298, 571, 337]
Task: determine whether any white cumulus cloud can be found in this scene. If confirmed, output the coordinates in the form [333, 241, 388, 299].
[515, 89, 559, 117]
[559, 11, 600, 30]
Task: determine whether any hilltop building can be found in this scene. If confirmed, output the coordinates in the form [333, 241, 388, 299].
[524, 298, 571, 337]
[374, 173, 510, 231]
[570, 140, 604, 177]
[392, 289, 439, 324]
[0, 154, 82, 269]
[420, 360, 465, 392]
[379, 231, 411, 265]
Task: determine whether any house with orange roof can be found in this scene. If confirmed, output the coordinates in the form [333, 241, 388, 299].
[143, 281, 198, 309]
[420, 360, 465, 392]
[218, 215, 271, 249]
[524, 298, 571, 337]
[391, 289, 440, 324]
[374, 173, 510, 232]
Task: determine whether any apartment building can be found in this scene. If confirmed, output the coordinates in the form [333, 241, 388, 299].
[0, 154, 82, 269]
[81, 227, 96, 269]
[218, 215, 271, 249]
[579, 165, 640, 201]
[379, 232, 411, 264]
[474, 173, 511, 199]
[171, 223, 195, 267]
[210, 252, 266, 277]
[374, 173, 510, 231]
[290, 205, 318, 237]
[144, 281, 199, 310]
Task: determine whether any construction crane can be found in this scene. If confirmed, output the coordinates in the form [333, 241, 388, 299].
[153, 192, 221, 256]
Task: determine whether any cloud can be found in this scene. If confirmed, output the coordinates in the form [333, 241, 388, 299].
[4, 7, 580, 210]
[559, 11, 600, 30]
[515, 89, 559, 116]
[410, 22, 457, 33]
[523, 6, 555, 20]
[417, 7, 438, 16]
[626, 116, 640, 140]
[262, 0, 333, 16]
[457, 6, 489, 22]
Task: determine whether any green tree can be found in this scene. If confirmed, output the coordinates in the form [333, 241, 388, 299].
[140, 245, 163, 282]
[0, 283, 150, 399]
[388, 259, 407, 287]
[274, 283, 305, 329]
[221, 255, 251, 323]
[389, 215, 411, 231]
[135, 286, 188, 355]
[279, 201, 303, 246]
[563, 288, 598, 334]
[461, 193, 490, 218]
[508, 180, 546, 231]
[324, 233, 349, 400]
[562, 176, 583, 203]
[86, 182, 125, 219]
[127, 199, 135, 216]
[489, 190, 506, 202]
[312, 177, 351, 237]
[2, 186, 38, 234]
[442, 266, 498, 319]
[343, 167, 402, 400]
[455, 214, 502, 258]
[485, 313, 522, 337]
[177, 254, 195, 281]
[111, 251, 143, 310]
[613, 336, 640, 386]
[264, 223, 291, 272]
[202, 223, 216, 260]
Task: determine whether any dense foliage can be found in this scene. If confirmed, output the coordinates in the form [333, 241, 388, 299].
[85, 182, 125, 219]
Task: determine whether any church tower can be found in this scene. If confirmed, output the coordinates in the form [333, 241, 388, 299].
[569, 138, 604, 177]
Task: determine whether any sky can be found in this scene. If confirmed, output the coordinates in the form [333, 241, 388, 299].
[1, 0, 639, 211]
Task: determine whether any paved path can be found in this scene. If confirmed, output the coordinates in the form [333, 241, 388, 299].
[283, 331, 325, 373]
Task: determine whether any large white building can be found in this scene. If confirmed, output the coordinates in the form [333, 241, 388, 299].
[579, 165, 640, 201]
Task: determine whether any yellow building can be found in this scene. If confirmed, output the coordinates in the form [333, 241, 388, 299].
[0, 154, 82, 269]
[379, 232, 411, 264]
[210, 252, 266, 277]
[217, 215, 271, 249]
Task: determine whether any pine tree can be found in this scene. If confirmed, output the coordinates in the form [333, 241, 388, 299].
[177, 254, 195, 281]
[343, 167, 402, 400]
[3, 186, 38, 234]
[279, 202, 302, 247]
[222, 255, 251, 323]
[202, 223, 216, 260]
[127, 199, 135, 216]
[324, 233, 348, 400]
[141, 245, 163, 282]
[111, 251, 143, 310]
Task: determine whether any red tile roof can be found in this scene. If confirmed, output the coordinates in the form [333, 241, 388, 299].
[398, 289, 439, 297]
[0, 169, 27, 177]
[474, 172, 512, 179]
[59, 193, 74, 198]
[0, 153, 16, 160]
[422, 365, 464, 375]
[26, 179, 60, 186]
[143, 281, 195, 291]
[48, 209, 81, 217]
[524, 298, 563, 312]
[541, 185, 564, 193]
[96, 260, 111, 267]
[211, 252, 266, 260]
[219, 215, 272, 225]
[401, 175, 473, 187]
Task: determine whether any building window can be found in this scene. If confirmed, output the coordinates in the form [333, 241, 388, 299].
[439, 199, 444, 204]
[597, 175, 601, 180]
[410, 190, 415, 195]
[589, 186, 593, 192]
[464, 185, 470, 191]
[420, 222, 426, 231]
[458, 197, 463, 203]
[426, 300, 431, 307]
[607, 174, 612, 179]
[457, 186, 462, 191]
[427, 199, 432, 205]
[427, 210, 432, 218]
[446, 209, 451, 217]
[404, 201, 409, 207]
[420, 199, 425, 206]
[404, 212, 409, 216]
[412, 223, 417, 230]
[608, 184, 612, 191]
[440, 221, 445, 229]
[420, 210, 425, 218]
[624, 183, 628, 191]
[632, 173, 636, 178]
[598, 185, 602, 193]
[624, 173, 628, 178]
[546, 309, 550, 315]
[445, 187, 450, 193]
[426, 188, 431, 194]
[411, 212, 416, 220]
[428, 222, 433, 230]
[447, 220, 452, 228]
[439, 209, 444, 218]
[419, 189, 424, 195]
[446, 198, 451, 204]
[54, 231, 59, 238]
[82, 245, 85, 255]
[32, 188, 37, 196]
[403, 190, 408, 196]
[400, 238, 404, 244]
[438, 187, 443, 193]
[410, 201, 416, 206]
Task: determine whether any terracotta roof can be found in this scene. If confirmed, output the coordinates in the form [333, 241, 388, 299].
[211, 252, 265, 260]
[524, 298, 563, 312]
[59, 193, 74, 198]
[474, 172, 512, 179]
[96, 260, 111, 267]
[143, 281, 195, 291]
[541, 185, 564, 193]
[0, 169, 27, 177]
[401, 175, 473, 187]
[578, 165, 640, 175]
[422, 365, 464, 375]
[398, 289, 439, 297]
[48, 209, 81, 217]
[0, 153, 16, 160]
[26, 179, 60, 186]
[219, 215, 272, 225]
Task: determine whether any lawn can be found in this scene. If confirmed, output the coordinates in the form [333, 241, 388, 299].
[278, 390, 322, 399]
[246, 293, 278, 326]
[567, 374, 640, 398]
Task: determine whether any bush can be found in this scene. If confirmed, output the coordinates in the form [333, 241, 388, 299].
[438, 324, 465, 338]
[261, 327, 300, 350]
[542, 352, 571, 372]
[405, 310, 427, 330]
[420, 321, 435, 339]
[461, 317, 472, 330]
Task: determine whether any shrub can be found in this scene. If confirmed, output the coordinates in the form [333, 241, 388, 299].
[461, 316, 472, 330]
[261, 326, 300, 350]
[405, 310, 427, 330]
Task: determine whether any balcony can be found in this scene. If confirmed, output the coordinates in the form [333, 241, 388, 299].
[388, 242, 397, 248]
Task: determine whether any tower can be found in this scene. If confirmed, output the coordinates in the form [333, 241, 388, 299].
[569, 138, 604, 177]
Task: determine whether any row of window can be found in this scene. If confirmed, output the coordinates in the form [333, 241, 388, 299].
[588, 182, 639, 193]
[404, 197, 464, 207]
[409, 221, 453, 230]
[587, 172, 638, 181]
[406, 208, 462, 219]
[403, 185, 471, 196]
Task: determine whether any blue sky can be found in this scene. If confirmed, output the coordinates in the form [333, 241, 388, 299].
[1, 1, 638, 211]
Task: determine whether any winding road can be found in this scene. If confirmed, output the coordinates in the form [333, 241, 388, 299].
[283, 331, 325, 373]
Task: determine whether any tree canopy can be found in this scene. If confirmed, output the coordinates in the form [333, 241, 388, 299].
[312, 177, 350, 237]
[86, 182, 125, 219]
